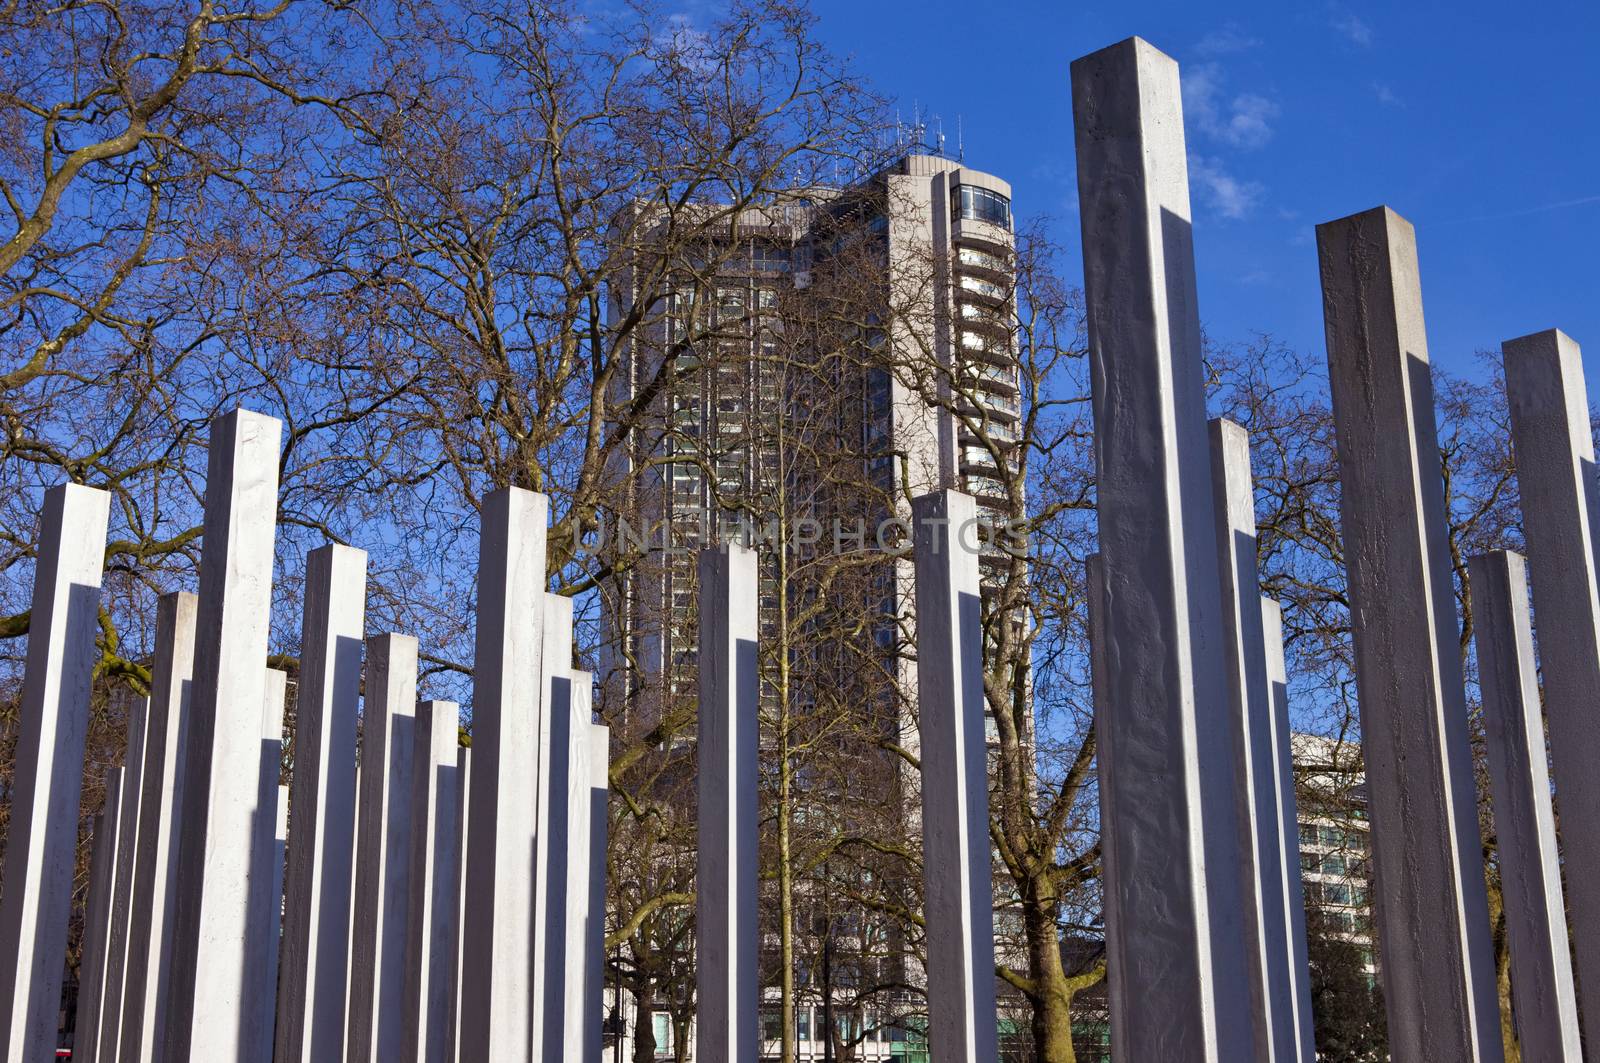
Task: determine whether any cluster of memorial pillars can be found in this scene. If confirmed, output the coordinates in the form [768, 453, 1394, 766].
[1077, 35, 1595, 1062]
[0, 423, 1005, 1063]
[0, 410, 607, 1063]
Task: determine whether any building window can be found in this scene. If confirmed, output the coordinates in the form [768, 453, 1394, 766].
[751, 244, 790, 273]
[959, 274, 1006, 300]
[651, 1012, 672, 1055]
[953, 185, 1012, 230]
[958, 245, 1009, 272]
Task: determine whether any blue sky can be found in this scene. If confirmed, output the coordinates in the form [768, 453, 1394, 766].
[806, 0, 1600, 387]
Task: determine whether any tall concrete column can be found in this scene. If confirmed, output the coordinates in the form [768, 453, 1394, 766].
[1070, 36, 1252, 1059]
[911, 490, 998, 1062]
[575, 713, 610, 1063]
[1501, 327, 1600, 1041]
[119, 591, 198, 1062]
[696, 544, 759, 1063]
[0, 482, 111, 1063]
[74, 771, 123, 1063]
[460, 487, 549, 1063]
[1316, 206, 1502, 1061]
[163, 408, 283, 1063]
[450, 746, 470, 1063]
[533, 594, 575, 1062]
[348, 633, 419, 1063]
[1260, 599, 1315, 1062]
[276, 543, 367, 1063]
[402, 699, 462, 1063]
[558, 674, 607, 1063]
[249, 669, 287, 1063]
[1467, 551, 1582, 1059]
[98, 696, 151, 1062]
[1209, 418, 1298, 1060]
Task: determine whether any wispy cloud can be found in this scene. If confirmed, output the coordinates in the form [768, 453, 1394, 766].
[1194, 25, 1261, 58]
[1189, 155, 1264, 220]
[1183, 63, 1280, 149]
[1372, 82, 1402, 107]
[1329, 5, 1374, 46]
[1441, 194, 1600, 225]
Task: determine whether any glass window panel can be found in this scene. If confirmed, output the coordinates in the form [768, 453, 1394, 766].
[958, 246, 1008, 271]
[959, 274, 1005, 299]
[953, 185, 1012, 229]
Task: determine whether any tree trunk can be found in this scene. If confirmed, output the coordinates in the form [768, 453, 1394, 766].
[632, 980, 656, 1063]
[1025, 887, 1077, 1063]
[673, 1009, 692, 1063]
[1488, 876, 1521, 1063]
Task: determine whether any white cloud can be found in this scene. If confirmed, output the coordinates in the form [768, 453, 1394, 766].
[1183, 63, 1280, 149]
[1372, 82, 1402, 107]
[1224, 94, 1280, 149]
[1329, 6, 1374, 46]
[1195, 26, 1262, 58]
[1182, 62, 1224, 127]
[1188, 155, 1263, 220]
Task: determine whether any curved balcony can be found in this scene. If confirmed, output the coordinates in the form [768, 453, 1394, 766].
[957, 272, 1009, 306]
[956, 299, 1013, 339]
[951, 216, 1014, 255]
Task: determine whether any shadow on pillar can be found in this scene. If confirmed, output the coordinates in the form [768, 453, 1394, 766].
[243, 734, 283, 1061]
[539, 674, 573, 1062]
[585, 759, 609, 1063]
[424, 759, 461, 1060]
[735, 634, 759, 1060]
[35, 583, 103, 1056]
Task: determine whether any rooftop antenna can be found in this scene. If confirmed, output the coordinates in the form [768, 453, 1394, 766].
[957, 114, 965, 161]
[935, 115, 945, 156]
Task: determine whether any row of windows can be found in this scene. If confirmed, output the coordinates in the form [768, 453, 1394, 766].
[957, 245, 1009, 272]
[964, 417, 1017, 443]
[979, 390, 1020, 419]
[959, 301, 1010, 328]
[665, 285, 781, 336]
[623, 1008, 929, 1059]
[1298, 822, 1369, 851]
[963, 359, 1018, 391]
[960, 328, 1009, 355]
[958, 273, 1006, 300]
[1306, 878, 1368, 909]
[1316, 907, 1369, 937]
[965, 471, 1011, 499]
[758, 1006, 922, 1046]
[1301, 849, 1368, 879]
[953, 184, 1012, 230]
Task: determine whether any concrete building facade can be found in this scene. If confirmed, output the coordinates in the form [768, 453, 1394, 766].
[1290, 733, 1376, 975]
